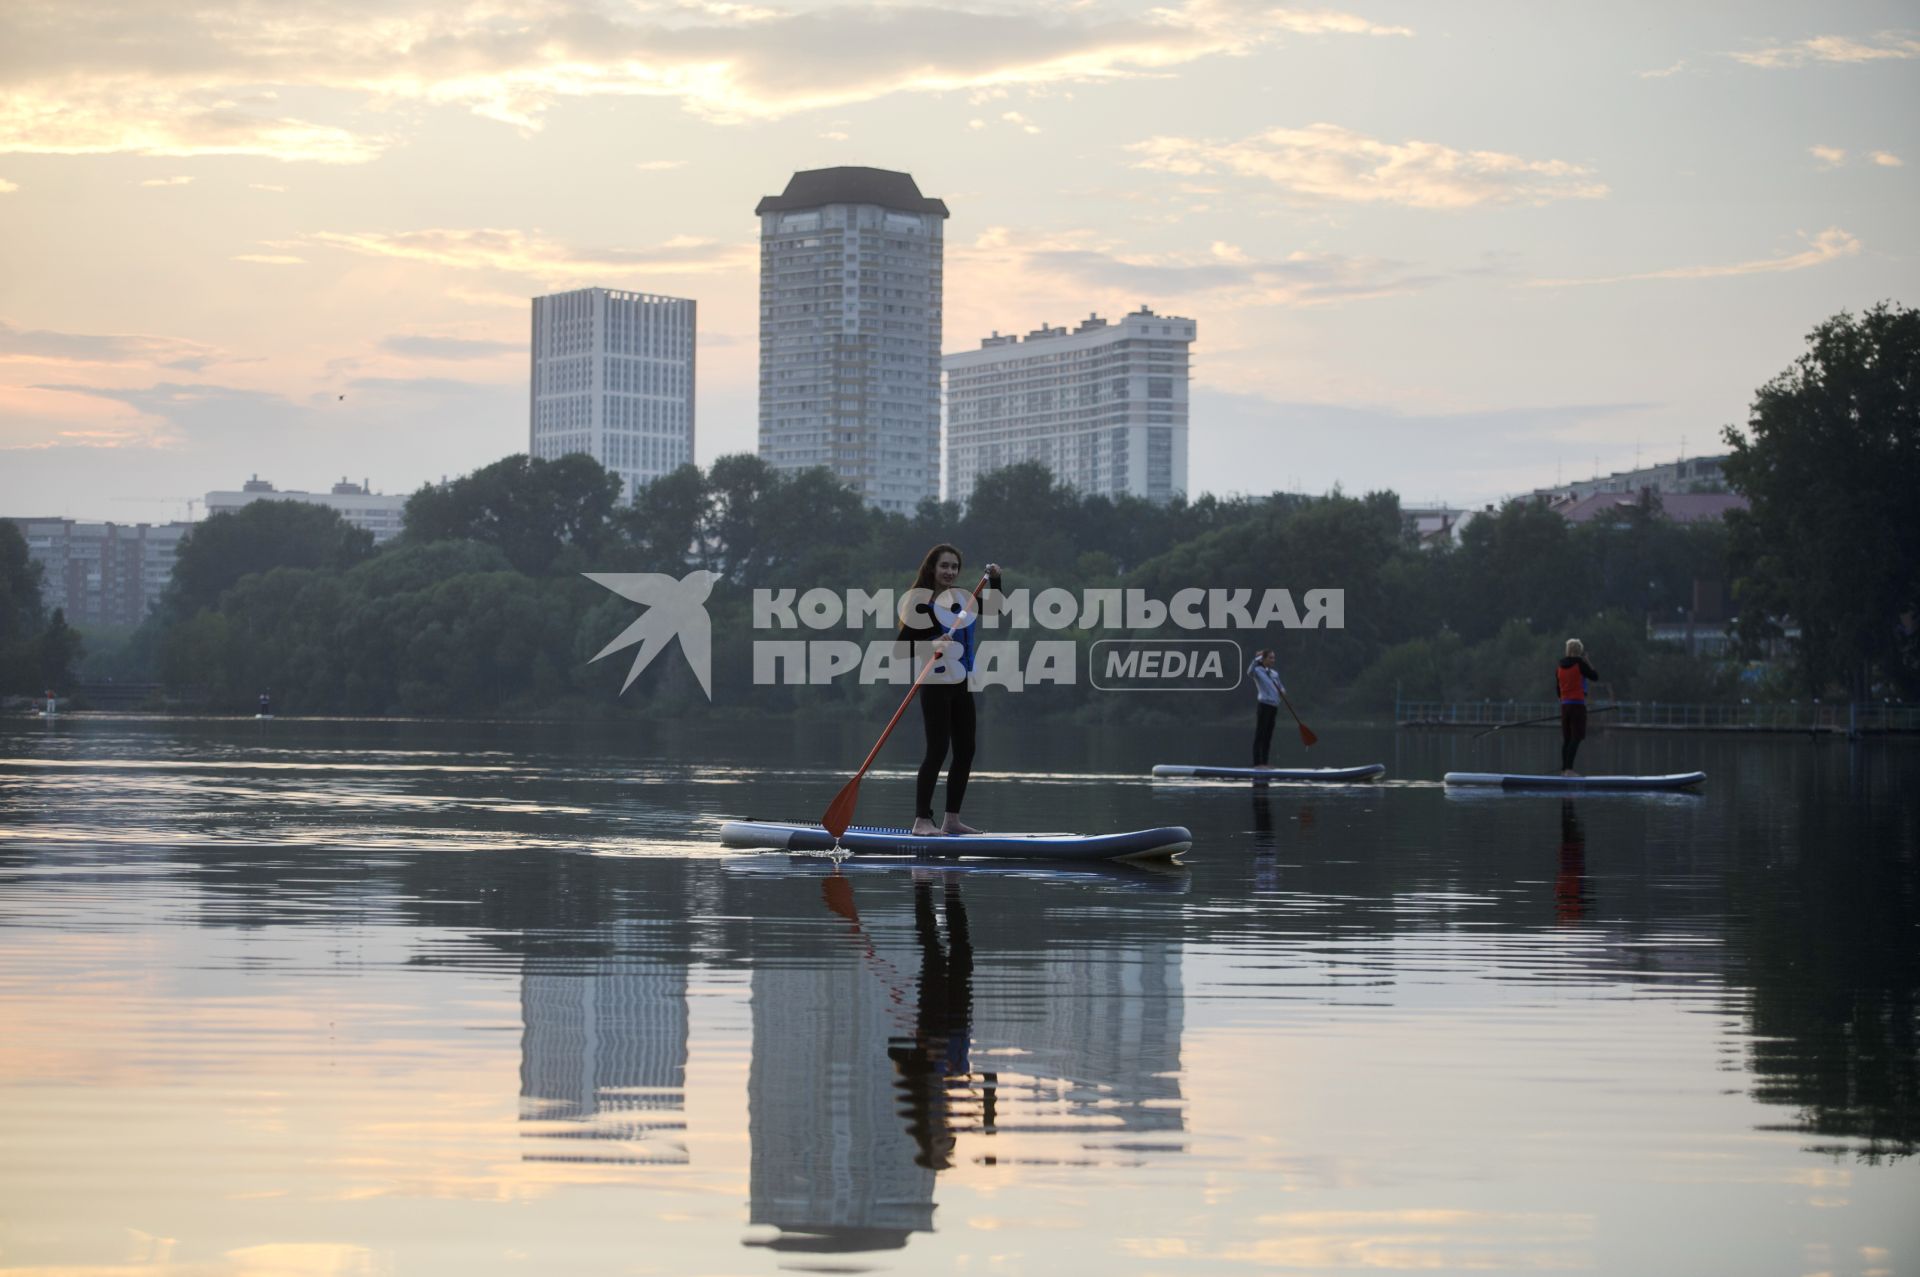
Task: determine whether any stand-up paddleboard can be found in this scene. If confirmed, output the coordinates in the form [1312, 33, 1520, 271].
[1153, 763, 1385, 783]
[726, 856, 1190, 890]
[1444, 771, 1706, 791]
[720, 820, 1192, 862]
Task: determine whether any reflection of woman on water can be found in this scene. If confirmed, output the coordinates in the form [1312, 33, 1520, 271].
[1555, 800, 1589, 924]
[896, 544, 1003, 837]
[887, 879, 978, 1170]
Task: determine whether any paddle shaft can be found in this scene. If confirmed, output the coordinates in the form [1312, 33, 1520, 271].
[1277, 686, 1318, 748]
[822, 572, 991, 839]
[1472, 703, 1620, 741]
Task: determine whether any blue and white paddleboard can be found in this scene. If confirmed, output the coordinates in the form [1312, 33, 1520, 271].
[1153, 763, 1385, 782]
[719, 820, 1192, 862]
[1444, 771, 1706, 791]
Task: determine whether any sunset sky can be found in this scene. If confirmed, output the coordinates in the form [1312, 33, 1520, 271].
[2, 0, 1914, 522]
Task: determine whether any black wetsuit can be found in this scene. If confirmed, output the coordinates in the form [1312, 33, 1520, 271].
[897, 571, 1000, 820]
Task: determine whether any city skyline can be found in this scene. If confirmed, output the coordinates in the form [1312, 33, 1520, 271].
[2, 1, 1915, 522]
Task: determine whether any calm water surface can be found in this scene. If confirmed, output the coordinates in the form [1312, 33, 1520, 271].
[1, 715, 1916, 1276]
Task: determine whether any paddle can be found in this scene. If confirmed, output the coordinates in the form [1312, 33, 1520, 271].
[1471, 703, 1619, 741]
[821, 572, 991, 842]
[1277, 687, 1318, 749]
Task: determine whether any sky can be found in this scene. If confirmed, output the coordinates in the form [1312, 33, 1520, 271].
[0, 0, 1915, 523]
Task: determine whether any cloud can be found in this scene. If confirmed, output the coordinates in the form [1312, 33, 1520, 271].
[0, 319, 222, 370]
[233, 253, 306, 265]
[138, 174, 194, 187]
[0, 82, 386, 162]
[1128, 123, 1608, 209]
[0, 1, 1411, 161]
[31, 380, 311, 447]
[1530, 227, 1861, 287]
[1002, 110, 1041, 134]
[1262, 9, 1412, 37]
[309, 226, 751, 282]
[250, 182, 288, 192]
[1810, 145, 1847, 168]
[818, 130, 848, 141]
[1188, 388, 1658, 504]
[0, 177, 17, 193]
[1728, 31, 1920, 68]
[958, 229, 1445, 310]
[346, 375, 508, 396]
[1870, 150, 1903, 167]
[1637, 59, 1687, 79]
[378, 334, 520, 360]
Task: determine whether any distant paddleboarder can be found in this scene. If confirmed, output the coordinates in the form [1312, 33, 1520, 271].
[1556, 639, 1601, 776]
[257, 691, 273, 718]
[896, 543, 1002, 837]
[1249, 649, 1285, 766]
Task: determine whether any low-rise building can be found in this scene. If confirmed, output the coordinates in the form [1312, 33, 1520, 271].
[1531, 453, 1731, 503]
[1548, 489, 1748, 525]
[5, 517, 192, 626]
[204, 476, 408, 543]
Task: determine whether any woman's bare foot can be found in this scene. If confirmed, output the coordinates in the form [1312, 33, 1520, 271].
[941, 814, 980, 835]
[911, 817, 943, 836]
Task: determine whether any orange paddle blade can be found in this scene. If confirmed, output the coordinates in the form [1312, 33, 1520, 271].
[1297, 722, 1318, 748]
[822, 777, 862, 841]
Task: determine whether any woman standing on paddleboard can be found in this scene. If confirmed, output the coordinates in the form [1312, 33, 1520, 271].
[897, 544, 1002, 837]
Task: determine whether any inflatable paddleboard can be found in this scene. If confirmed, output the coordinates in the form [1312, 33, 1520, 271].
[720, 820, 1192, 862]
[1444, 771, 1706, 791]
[1153, 763, 1385, 783]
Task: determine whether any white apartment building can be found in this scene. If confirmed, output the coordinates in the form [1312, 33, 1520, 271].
[530, 287, 697, 502]
[943, 307, 1194, 505]
[756, 167, 947, 512]
[205, 476, 407, 543]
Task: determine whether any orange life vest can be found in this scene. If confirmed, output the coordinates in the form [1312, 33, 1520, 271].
[1556, 662, 1587, 703]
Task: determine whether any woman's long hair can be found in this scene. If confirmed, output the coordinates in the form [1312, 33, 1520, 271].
[909, 543, 963, 595]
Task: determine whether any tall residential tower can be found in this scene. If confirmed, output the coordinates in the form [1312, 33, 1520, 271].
[530, 287, 696, 502]
[943, 307, 1193, 505]
[756, 168, 947, 512]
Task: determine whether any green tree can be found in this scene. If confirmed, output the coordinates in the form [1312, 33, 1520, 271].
[402, 453, 623, 575]
[620, 463, 709, 572]
[0, 521, 47, 692]
[168, 501, 374, 618]
[1723, 304, 1920, 697]
[36, 607, 83, 691]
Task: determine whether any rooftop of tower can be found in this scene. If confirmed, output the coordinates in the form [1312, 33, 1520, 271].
[755, 166, 949, 217]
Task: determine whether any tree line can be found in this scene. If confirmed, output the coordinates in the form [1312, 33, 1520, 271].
[43, 303, 1918, 716]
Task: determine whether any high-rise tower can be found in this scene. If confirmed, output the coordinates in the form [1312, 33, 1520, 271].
[756, 168, 947, 512]
[530, 287, 696, 502]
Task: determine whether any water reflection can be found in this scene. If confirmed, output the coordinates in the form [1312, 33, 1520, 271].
[518, 946, 689, 1165]
[746, 874, 937, 1253]
[745, 871, 1186, 1255]
[1555, 800, 1589, 925]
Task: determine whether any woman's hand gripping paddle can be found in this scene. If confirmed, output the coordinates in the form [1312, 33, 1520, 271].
[820, 573, 991, 842]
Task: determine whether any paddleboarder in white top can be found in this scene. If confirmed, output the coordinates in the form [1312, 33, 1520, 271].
[1249, 650, 1284, 766]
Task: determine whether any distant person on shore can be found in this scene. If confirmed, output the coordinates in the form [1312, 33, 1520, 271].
[896, 544, 1002, 837]
[1556, 640, 1601, 775]
[258, 692, 272, 717]
[1249, 649, 1284, 766]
